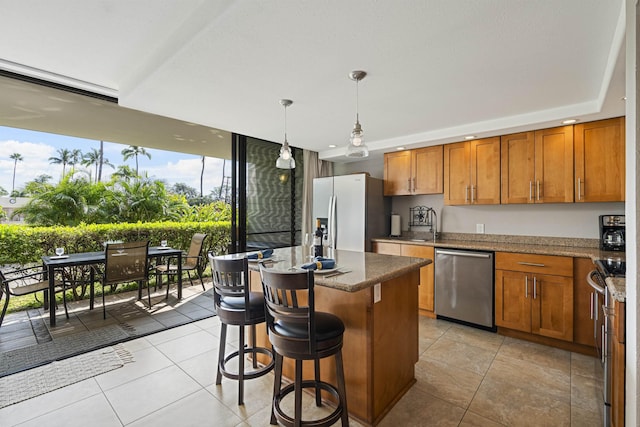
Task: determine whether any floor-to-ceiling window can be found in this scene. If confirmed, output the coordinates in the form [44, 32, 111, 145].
[230, 134, 303, 253]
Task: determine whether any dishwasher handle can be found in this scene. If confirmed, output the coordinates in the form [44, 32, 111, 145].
[435, 249, 492, 259]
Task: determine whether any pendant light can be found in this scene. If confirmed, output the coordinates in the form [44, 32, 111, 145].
[276, 99, 296, 169]
[346, 70, 369, 158]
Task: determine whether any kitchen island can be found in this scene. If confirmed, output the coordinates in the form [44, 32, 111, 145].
[235, 246, 430, 426]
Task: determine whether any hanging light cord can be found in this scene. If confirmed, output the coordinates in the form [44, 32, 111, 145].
[284, 103, 288, 143]
[355, 78, 360, 124]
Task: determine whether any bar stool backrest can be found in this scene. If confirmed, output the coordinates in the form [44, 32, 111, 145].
[259, 266, 316, 354]
[210, 256, 251, 317]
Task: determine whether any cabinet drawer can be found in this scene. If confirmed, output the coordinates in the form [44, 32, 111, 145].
[495, 252, 573, 276]
[372, 242, 401, 255]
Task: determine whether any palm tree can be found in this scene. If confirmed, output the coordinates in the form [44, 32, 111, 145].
[82, 148, 114, 183]
[69, 149, 82, 173]
[121, 145, 151, 175]
[9, 153, 23, 195]
[49, 148, 73, 177]
[219, 159, 226, 200]
[111, 165, 138, 182]
[200, 156, 205, 198]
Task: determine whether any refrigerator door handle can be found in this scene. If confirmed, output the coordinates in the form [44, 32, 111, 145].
[328, 195, 337, 249]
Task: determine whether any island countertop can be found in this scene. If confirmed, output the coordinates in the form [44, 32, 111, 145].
[222, 245, 431, 293]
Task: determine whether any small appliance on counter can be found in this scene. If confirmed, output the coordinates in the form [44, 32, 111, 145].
[599, 214, 625, 251]
[390, 214, 401, 237]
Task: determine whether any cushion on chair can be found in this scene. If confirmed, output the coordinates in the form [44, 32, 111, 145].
[219, 292, 265, 313]
[273, 312, 344, 342]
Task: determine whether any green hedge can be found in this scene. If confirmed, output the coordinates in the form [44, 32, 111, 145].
[0, 221, 231, 265]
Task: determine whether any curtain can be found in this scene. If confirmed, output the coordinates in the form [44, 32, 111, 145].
[301, 150, 333, 238]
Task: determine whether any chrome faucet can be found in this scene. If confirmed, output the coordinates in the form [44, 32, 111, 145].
[427, 208, 438, 242]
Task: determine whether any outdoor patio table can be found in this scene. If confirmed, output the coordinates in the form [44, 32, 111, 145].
[42, 247, 183, 326]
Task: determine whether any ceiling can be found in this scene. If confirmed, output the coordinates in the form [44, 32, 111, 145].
[0, 1, 626, 163]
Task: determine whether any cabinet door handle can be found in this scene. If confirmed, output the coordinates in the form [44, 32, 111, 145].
[524, 276, 529, 298]
[536, 180, 541, 201]
[533, 276, 537, 299]
[589, 291, 594, 320]
[577, 178, 582, 201]
[517, 262, 545, 267]
[465, 186, 469, 202]
[471, 185, 475, 203]
[529, 181, 533, 201]
[407, 178, 411, 192]
[412, 177, 416, 192]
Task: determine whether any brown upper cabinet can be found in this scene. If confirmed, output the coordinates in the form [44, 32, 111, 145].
[501, 126, 574, 204]
[574, 117, 625, 202]
[444, 137, 500, 205]
[384, 146, 443, 196]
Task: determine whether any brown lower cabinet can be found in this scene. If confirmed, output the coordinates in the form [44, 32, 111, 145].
[372, 242, 434, 315]
[495, 252, 573, 342]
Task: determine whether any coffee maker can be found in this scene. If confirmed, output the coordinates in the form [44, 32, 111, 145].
[599, 214, 625, 251]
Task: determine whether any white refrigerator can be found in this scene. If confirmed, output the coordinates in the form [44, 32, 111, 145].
[312, 174, 389, 252]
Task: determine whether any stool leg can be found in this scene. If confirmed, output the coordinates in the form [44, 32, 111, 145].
[238, 324, 245, 405]
[314, 358, 322, 406]
[295, 359, 303, 427]
[271, 352, 283, 425]
[251, 324, 258, 369]
[216, 323, 227, 385]
[336, 350, 349, 426]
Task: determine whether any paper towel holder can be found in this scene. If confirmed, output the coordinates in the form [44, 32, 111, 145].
[390, 214, 401, 237]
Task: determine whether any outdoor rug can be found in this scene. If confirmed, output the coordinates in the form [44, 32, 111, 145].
[0, 344, 133, 408]
[0, 284, 216, 378]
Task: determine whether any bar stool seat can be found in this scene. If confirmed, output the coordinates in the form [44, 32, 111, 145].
[209, 254, 275, 406]
[260, 265, 349, 427]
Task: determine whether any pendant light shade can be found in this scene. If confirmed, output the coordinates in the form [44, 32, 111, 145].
[346, 70, 369, 158]
[276, 99, 295, 169]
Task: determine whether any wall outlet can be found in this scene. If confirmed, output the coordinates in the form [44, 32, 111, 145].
[476, 223, 485, 234]
[374, 283, 381, 303]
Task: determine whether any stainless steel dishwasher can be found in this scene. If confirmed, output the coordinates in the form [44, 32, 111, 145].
[434, 248, 495, 331]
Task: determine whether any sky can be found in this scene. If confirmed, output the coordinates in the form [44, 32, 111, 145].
[0, 126, 228, 196]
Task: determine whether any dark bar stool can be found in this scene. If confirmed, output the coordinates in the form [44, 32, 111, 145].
[209, 254, 275, 405]
[259, 265, 348, 427]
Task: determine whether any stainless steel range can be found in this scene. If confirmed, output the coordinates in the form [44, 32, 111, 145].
[587, 258, 626, 427]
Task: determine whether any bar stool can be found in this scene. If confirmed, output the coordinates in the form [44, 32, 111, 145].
[209, 254, 275, 405]
[259, 265, 348, 427]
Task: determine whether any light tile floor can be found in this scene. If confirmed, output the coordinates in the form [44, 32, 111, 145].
[0, 314, 603, 426]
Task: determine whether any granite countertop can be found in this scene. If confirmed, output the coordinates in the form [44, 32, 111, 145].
[606, 277, 626, 302]
[373, 233, 627, 301]
[218, 246, 431, 293]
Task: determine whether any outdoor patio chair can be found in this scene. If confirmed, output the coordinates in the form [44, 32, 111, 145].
[96, 241, 151, 319]
[59, 265, 96, 319]
[155, 233, 208, 298]
[0, 265, 64, 327]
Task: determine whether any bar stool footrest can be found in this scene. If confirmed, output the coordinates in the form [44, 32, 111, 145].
[274, 379, 345, 427]
[219, 346, 275, 381]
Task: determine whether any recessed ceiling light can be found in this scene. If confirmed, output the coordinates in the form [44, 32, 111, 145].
[396, 146, 405, 150]
[329, 144, 337, 148]
[464, 135, 476, 140]
[561, 119, 577, 124]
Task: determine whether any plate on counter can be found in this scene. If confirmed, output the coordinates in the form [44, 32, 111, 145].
[247, 256, 272, 262]
[314, 267, 338, 274]
[296, 266, 338, 274]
